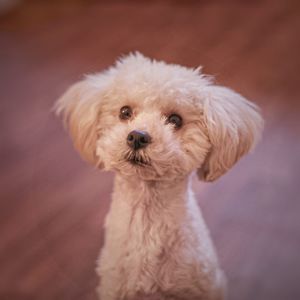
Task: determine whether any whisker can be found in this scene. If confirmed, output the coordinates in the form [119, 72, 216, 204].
[124, 151, 131, 160]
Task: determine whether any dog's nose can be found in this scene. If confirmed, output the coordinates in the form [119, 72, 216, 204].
[127, 130, 151, 150]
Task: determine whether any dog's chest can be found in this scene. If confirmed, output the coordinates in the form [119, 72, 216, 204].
[103, 202, 197, 293]
[99, 192, 220, 299]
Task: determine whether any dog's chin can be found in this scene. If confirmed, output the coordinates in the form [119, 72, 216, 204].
[113, 162, 155, 181]
[128, 159, 150, 167]
[113, 154, 185, 182]
[124, 150, 151, 167]
[105, 147, 189, 181]
[124, 151, 157, 179]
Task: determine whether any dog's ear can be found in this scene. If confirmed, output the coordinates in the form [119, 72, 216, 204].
[197, 86, 263, 182]
[55, 76, 108, 166]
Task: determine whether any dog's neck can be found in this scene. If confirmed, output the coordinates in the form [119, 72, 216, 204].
[113, 174, 191, 208]
[108, 174, 198, 249]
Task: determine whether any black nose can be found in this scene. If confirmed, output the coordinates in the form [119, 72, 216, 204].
[127, 130, 151, 150]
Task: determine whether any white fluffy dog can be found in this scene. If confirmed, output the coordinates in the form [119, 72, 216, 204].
[56, 53, 263, 300]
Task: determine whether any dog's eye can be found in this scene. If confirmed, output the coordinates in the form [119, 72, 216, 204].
[119, 106, 133, 120]
[166, 114, 183, 129]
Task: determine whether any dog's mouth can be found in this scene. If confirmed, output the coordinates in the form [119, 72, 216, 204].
[125, 151, 151, 167]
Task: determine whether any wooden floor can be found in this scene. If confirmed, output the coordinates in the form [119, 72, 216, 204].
[1, 0, 300, 299]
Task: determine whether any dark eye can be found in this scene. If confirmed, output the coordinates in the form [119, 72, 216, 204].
[119, 106, 133, 120]
[167, 113, 183, 129]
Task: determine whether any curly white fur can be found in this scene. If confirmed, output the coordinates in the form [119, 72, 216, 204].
[56, 53, 263, 300]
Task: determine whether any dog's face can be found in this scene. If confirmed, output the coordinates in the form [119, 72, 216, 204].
[95, 88, 211, 181]
[56, 53, 263, 182]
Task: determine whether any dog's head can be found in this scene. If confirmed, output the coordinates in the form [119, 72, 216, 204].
[56, 53, 263, 182]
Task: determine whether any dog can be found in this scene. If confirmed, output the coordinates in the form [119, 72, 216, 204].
[56, 53, 263, 300]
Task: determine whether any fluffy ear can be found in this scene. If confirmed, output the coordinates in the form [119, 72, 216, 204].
[198, 86, 263, 182]
[55, 77, 106, 166]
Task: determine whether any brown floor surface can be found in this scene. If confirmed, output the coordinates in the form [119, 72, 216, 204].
[1, 0, 300, 299]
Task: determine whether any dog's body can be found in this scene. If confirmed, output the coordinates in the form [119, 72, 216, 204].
[97, 176, 225, 300]
[56, 53, 263, 300]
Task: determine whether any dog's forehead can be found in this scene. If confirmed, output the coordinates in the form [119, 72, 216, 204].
[107, 62, 210, 110]
[115, 58, 208, 91]
[110, 82, 200, 113]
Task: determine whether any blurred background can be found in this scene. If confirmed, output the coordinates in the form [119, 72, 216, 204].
[1, 0, 300, 299]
